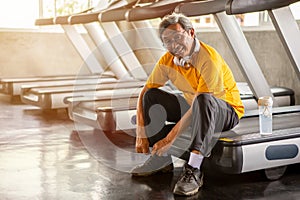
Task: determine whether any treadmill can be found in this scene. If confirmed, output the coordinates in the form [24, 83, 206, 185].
[22, 0, 146, 109]
[0, 1, 118, 96]
[1, 5, 115, 101]
[20, 79, 144, 109]
[226, 0, 300, 80]
[3, 2, 118, 102]
[58, 0, 299, 178]
[65, 0, 190, 129]
[170, 0, 300, 180]
[0, 74, 108, 97]
[67, 81, 295, 131]
[66, 0, 294, 132]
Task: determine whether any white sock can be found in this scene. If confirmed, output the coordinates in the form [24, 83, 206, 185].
[188, 152, 204, 169]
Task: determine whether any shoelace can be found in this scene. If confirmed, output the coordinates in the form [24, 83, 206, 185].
[181, 168, 197, 183]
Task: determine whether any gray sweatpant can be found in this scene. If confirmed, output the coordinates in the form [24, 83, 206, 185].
[142, 88, 239, 157]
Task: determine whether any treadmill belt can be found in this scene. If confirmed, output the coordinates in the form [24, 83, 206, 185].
[219, 112, 300, 146]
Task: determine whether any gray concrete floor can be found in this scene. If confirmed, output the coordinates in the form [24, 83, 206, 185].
[0, 95, 299, 200]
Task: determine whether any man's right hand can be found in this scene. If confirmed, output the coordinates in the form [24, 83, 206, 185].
[135, 126, 150, 154]
[135, 85, 150, 154]
[135, 137, 150, 154]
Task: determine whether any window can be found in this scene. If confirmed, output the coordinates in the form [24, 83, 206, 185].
[189, 1, 300, 29]
[0, 1, 299, 29]
[41, 0, 96, 18]
[0, 0, 39, 29]
[0, 0, 98, 29]
[290, 2, 300, 19]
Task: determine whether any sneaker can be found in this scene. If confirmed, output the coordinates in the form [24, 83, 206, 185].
[131, 155, 174, 176]
[173, 164, 204, 196]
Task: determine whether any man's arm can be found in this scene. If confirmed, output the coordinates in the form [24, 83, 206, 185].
[151, 92, 202, 156]
[135, 85, 150, 154]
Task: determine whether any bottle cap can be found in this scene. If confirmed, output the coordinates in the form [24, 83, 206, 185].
[258, 96, 273, 106]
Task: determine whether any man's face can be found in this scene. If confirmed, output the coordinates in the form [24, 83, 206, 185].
[161, 23, 194, 58]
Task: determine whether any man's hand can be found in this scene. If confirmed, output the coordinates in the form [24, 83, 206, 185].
[151, 106, 193, 156]
[135, 137, 150, 154]
[135, 125, 149, 154]
[151, 136, 174, 156]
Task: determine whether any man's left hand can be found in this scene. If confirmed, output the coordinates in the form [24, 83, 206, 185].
[151, 137, 174, 156]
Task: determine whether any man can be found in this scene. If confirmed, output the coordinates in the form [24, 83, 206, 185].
[131, 13, 244, 196]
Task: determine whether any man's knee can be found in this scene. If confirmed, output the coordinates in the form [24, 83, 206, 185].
[195, 93, 214, 105]
[144, 88, 161, 98]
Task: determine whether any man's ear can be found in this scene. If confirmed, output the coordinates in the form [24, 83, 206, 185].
[189, 28, 195, 38]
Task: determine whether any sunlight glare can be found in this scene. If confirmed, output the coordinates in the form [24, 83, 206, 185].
[0, 0, 38, 28]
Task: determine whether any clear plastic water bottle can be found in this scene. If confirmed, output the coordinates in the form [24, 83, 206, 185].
[258, 96, 273, 135]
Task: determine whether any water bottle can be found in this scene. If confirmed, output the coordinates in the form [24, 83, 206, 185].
[258, 96, 273, 135]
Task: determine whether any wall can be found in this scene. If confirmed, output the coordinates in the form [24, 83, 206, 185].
[197, 30, 300, 104]
[0, 29, 299, 104]
[0, 30, 83, 77]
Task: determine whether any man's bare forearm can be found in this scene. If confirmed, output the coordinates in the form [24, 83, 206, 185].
[136, 86, 148, 138]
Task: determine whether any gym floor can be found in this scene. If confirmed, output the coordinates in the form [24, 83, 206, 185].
[0, 95, 299, 200]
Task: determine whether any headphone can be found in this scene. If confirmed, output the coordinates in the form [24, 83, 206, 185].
[173, 56, 190, 67]
[173, 38, 200, 67]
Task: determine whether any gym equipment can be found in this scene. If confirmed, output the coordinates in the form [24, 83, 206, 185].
[172, 0, 300, 180]
[21, 0, 144, 109]
[67, 0, 294, 133]
[20, 79, 144, 109]
[226, 0, 300, 80]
